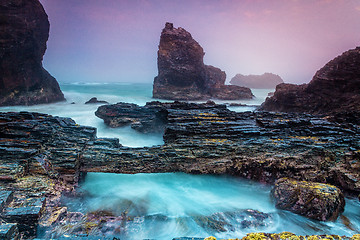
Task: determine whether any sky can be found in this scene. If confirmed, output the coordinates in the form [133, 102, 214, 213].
[39, 0, 360, 84]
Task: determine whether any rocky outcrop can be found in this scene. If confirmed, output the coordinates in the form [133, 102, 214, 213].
[261, 47, 360, 125]
[0, 104, 360, 237]
[95, 101, 360, 194]
[230, 73, 284, 89]
[0, 0, 64, 106]
[95, 102, 168, 133]
[272, 178, 345, 221]
[153, 23, 253, 100]
[84, 97, 108, 105]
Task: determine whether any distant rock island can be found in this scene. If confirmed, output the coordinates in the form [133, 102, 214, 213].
[230, 73, 284, 89]
[261, 47, 360, 124]
[0, 0, 64, 106]
[153, 23, 253, 100]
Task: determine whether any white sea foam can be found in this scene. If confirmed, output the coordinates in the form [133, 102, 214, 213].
[0, 83, 273, 147]
[67, 172, 360, 239]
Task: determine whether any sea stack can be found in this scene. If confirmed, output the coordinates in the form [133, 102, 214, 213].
[230, 73, 284, 89]
[153, 22, 253, 100]
[0, 0, 64, 106]
[261, 47, 360, 124]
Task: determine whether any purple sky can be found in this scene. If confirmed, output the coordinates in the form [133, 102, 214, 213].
[39, 0, 360, 84]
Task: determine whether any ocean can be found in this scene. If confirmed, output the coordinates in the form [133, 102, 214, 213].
[0, 82, 271, 147]
[1, 83, 359, 239]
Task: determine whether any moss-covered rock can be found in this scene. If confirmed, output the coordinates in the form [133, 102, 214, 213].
[271, 178, 345, 221]
[203, 232, 360, 240]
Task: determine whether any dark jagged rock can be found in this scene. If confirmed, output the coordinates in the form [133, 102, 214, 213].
[0, 0, 64, 106]
[261, 47, 360, 125]
[153, 22, 253, 100]
[272, 178, 345, 221]
[230, 73, 284, 89]
[85, 97, 108, 105]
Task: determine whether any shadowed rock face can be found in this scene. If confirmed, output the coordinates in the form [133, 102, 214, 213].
[230, 73, 284, 89]
[0, 0, 64, 106]
[153, 22, 253, 100]
[261, 47, 360, 124]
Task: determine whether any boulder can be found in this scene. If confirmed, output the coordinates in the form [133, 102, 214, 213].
[230, 73, 284, 89]
[271, 178, 345, 221]
[0, 0, 64, 106]
[95, 102, 168, 133]
[261, 47, 360, 125]
[153, 22, 253, 100]
[85, 97, 108, 105]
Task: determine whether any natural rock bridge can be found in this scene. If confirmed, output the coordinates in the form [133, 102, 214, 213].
[0, 102, 359, 237]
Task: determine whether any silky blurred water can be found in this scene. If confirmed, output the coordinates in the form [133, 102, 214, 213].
[64, 172, 360, 239]
[0, 83, 272, 147]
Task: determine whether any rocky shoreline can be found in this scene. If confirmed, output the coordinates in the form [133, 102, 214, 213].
[0, 101, 359, 238]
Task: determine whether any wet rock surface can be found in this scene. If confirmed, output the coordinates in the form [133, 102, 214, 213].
[261, 47, 360, 125]
[153, 23, 253, 100]
[272, 178, 345, 221]
[0, 0, 64, 106]
[0, 103, 359, 237]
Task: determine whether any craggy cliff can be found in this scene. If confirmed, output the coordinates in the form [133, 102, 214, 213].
[0, 0, 64, 106]
[261, 47, 360, 124]
[153, 23, 253, 100]
[230, 73, 284, 89]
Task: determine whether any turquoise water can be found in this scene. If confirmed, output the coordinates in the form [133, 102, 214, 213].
[0, 83, 272, 147]
[64, 172, 360, 239]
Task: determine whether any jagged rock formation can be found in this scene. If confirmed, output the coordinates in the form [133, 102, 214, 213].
[0, 105, 360, 237]
[272, 178, 345, 221]
[153, 23, 253, 100]
[0, 0, 64, 106]
[230, 73, 284, 89]
[261, 47, 360, 124]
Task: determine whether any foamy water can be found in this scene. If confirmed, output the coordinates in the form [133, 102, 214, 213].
[0, 83, 272, 147]
[61, 172, 360, 239]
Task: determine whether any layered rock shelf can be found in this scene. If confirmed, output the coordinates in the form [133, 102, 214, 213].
[0, 0, 64, 106]
[0, 103, 359, 238]
[153, 23, 253, 100]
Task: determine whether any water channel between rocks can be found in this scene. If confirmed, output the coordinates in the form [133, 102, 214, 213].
[58, 172, 360, 240]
